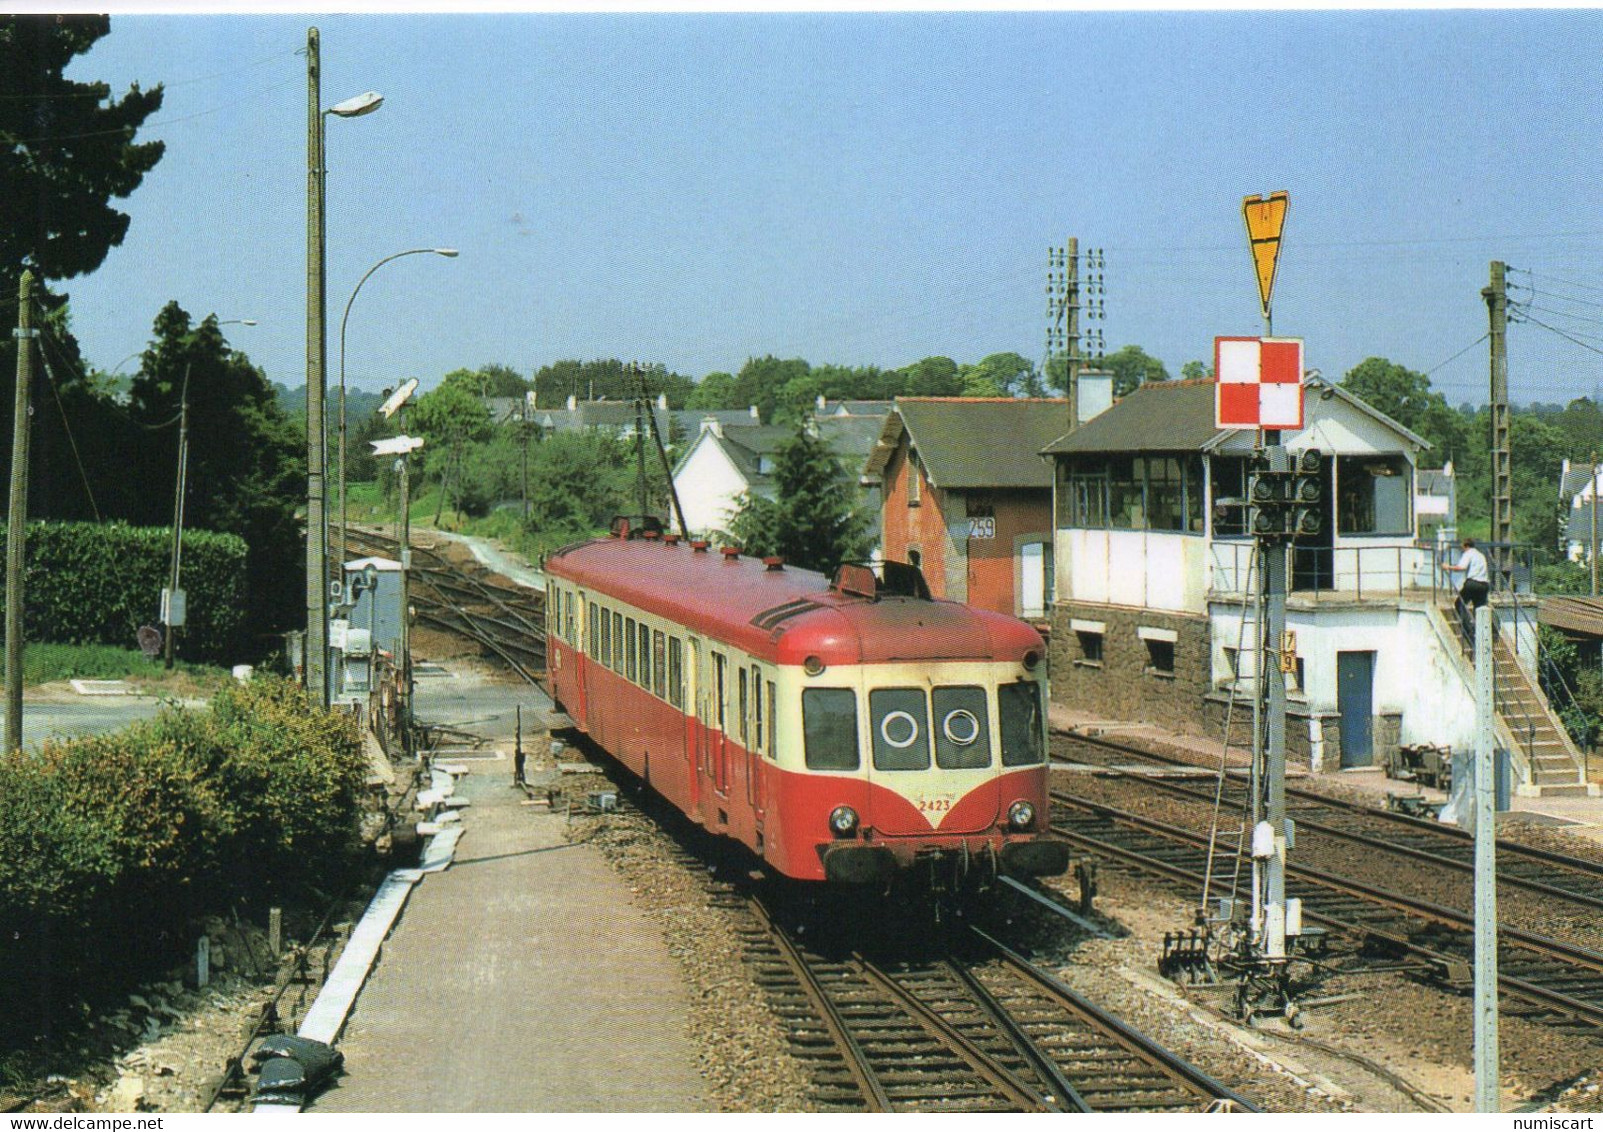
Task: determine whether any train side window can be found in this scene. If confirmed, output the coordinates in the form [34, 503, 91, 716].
[766, 681, 777, 758]
[668, 638, 684, 708]
[626, 618, 637, 680]
[600, 607, 612, 666]
[753, 669, 763, 751]
[564, 592, 574, 644]
[802, 688, 859, 771]
[933, 685, 991, 769]
[638, 623, 652, 689]
[999, 681, 1046, 766]
[738, 669, 749, 746]
[652, 631, 666, 698]
[713, 653, 727, 730]
[612, 612, 624, 670]
[587, 601, 598, 658]
[870, 688, 931, 771]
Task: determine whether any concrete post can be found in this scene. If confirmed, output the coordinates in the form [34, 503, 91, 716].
[5, 271, 35, 754]
[1473, 603, 1501, 1112]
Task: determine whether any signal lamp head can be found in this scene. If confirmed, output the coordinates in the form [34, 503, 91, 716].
[829, 805, 859, 836]
[1007, 800, 1036, 830]
[1297, 512, 1322, 536]
[1299, 448, 1324, 473]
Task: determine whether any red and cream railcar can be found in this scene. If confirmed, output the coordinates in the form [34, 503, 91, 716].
[543, 527, 1068, 886]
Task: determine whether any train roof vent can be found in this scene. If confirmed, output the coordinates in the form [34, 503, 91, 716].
[830, 560, 932, 602]
[751, 597, 823, 632]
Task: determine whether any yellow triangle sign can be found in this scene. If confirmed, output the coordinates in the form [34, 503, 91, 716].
[1242, 192, 1289, 320]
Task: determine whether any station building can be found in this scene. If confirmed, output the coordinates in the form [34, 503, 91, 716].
[1040, 376, 1593, 796]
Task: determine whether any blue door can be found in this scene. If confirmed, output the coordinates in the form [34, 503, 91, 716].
[1336, 651, 1375, 768]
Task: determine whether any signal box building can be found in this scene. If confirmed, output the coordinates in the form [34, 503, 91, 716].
[864, 398, 1070, 623]
[1041, 376, 1592, 795]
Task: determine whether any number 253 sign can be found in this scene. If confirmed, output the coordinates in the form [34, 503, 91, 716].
[968, 517, 996, 540]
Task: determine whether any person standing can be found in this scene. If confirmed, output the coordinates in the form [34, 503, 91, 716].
[1444, 537, 1491, 640]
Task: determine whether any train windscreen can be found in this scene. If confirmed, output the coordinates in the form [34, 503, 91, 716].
[999, 681, 1046, 766]
[803, 688, 860, 770]
[932, 686, 991, 769]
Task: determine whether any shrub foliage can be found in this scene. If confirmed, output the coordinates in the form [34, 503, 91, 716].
[6, 520, 249, 663]
[0, 676, 367, 1034]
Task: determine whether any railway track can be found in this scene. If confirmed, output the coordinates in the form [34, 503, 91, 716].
[341, 525, 546, 685]
[1054, 731, 1603, 932]
[743, 895, 1257, 1112]
[1048, 790, 1603, 1036]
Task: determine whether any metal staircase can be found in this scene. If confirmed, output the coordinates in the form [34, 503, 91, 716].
[1440, 603, 1593, 797]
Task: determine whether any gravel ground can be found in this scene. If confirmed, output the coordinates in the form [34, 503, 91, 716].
[1052, 768, 1603, 1112]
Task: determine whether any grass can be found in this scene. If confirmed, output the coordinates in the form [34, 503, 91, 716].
[22, 642, 230, 690]
[343, 479, 590, 564]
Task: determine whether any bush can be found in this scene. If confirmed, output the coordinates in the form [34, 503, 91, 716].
[5, 520, 249, 663]
[0, 675, 368, 1037]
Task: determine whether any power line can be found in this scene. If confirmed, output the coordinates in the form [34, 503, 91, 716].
[36, 347, 101, 521]
[6, 74, 300, 146]
[1426, 333, 1489, 377]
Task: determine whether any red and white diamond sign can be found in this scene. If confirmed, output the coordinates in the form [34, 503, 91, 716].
[1214, 336, 1304, 430]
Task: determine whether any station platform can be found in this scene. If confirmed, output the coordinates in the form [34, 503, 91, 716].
[309, 668, 707, 1113]
[1049, 703, 1603, 847]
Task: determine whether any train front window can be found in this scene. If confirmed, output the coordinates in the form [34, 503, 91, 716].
[999, 681, 1046, 766]
[802, 688, 859, 771]
[933, 686, 991, 769]
[870, 688, 930, 771]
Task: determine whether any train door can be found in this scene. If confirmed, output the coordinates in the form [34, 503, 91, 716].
[683, 637, 701, 810]
[573, 592, 589, 725]
[711, 651, 731, 797]
[743, 664, 767, 824]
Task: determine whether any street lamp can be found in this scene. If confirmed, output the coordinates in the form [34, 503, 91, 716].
[336, 247, 457, 580]
[306, 23, 382, 708]
[165, 318, 257, 670]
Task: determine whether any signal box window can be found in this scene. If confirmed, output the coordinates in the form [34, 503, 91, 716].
[1145, 638, 1175, 675]
[870, 688, 931, 771]
[999, 681, 1045, 766]
[933, 685, 991, 770]
[802, 688, 859, 771]
[1075, 630, 1103, 666]
[1336, 455, 1410, 535]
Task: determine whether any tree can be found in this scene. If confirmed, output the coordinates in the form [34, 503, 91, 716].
[727, 425, 872, 574]
[532, 359, 693, 409]
[126, 303, 305, 635]
[440, 363, 528, 399]
[687, 371, 737, 410]
[896, 356, 964, 397]
[959, 352, 1044, 398]
[1101, 345, 1169, 397]
[0, 17, 164, 286]
[1181, 360, 1213, 381]
[1339, 357, 1468, 469]
[409, 380, 494, 522]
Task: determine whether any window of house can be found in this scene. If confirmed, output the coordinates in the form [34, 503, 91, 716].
[1075, 630, 1103, 665]
[1211, 457, 1250, 537]
[1108, 457, 1145, 529]
[1337, 455, 1411, 535]
[1223, 646, 1240, 683]
[907, 449, 921, 506]
[1144, 638, 1175, 675]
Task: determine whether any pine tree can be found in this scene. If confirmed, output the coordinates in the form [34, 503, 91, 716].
[729, 425, 872, 574]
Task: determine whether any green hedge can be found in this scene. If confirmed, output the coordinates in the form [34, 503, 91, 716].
[5, 520, 249, 663]
[0, 676, 368, 1031]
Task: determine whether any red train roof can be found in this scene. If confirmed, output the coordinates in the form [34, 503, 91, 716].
[546, 537, 1043, 666]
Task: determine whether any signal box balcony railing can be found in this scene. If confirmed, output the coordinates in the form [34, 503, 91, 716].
[1208, 539, 1535, 605]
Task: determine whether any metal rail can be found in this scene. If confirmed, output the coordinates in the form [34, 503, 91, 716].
[1049, 792, 1603, 1032]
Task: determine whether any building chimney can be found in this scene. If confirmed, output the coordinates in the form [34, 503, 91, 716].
[566, 393, 577, 412]
[1078, 371, 1115, 422]
[657, 393, 668, 410]
[701, 415, 723, 439]
[816, 394, 827, 411]
[749, 405, 759, 420]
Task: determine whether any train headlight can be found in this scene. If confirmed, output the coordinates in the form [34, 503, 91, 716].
[829, 805, 859, 836]
[804, 655, 826, 676]
[1007, 800, 1036, 830]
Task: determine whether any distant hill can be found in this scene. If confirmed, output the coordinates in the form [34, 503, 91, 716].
[273, 382, 388, 424]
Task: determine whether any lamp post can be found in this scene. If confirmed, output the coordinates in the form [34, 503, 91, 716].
[306, 24, 382, 708]
[336, 247, 457, 580]
[165, 318, 256, 670]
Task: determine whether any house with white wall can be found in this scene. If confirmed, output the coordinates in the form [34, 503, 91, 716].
[1041, 376, 1591, 795]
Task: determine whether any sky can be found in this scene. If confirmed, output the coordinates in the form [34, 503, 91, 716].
[51, 9, 1603, 407]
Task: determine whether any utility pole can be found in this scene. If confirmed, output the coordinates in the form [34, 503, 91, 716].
[304, 26, 329, 707]
[519, 407, 531, 521]
[1472, 603, 1501, 1112]
[165, 361, 193, 669]
[632, 363, 649, 519]
[1484, 261, 1511, 574]
[5, 271, 35, 753]
[1047, 240, 1081, 430]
